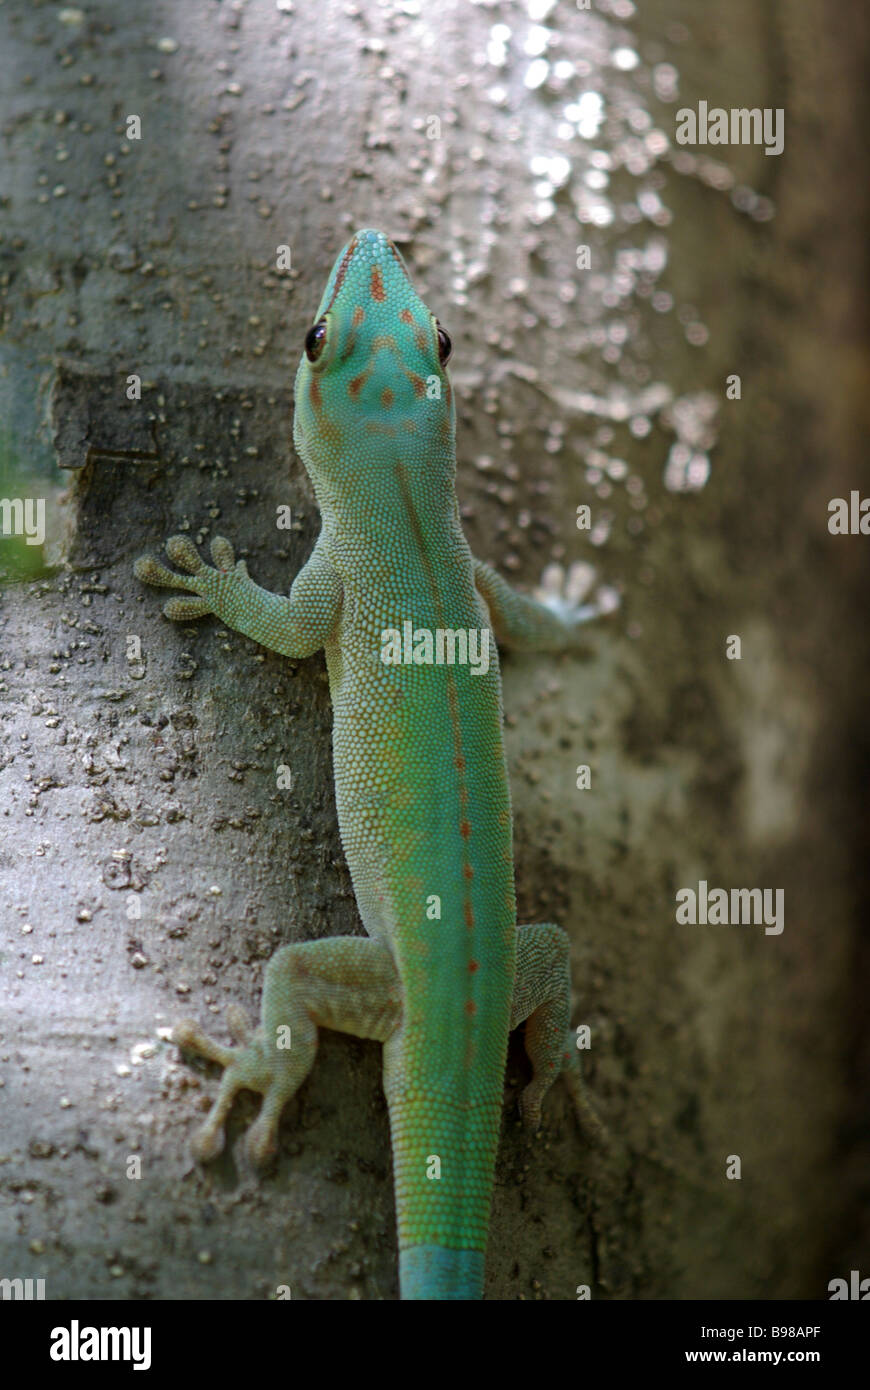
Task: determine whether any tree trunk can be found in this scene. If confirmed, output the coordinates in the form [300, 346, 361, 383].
[0, 0, 866, 1299]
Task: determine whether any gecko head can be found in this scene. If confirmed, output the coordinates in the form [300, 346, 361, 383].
[293, 229, 456, 498]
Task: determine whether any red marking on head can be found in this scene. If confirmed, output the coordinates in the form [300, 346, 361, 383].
[352, 306, 365, 325]
[348, 374, 364, 399]
[468, 959, 480, 973]
[387, 241, 412, 281]
[414, 326, 429, 354]
[464, 999, 477, 1016]
[381, 387, 395, 408]
[324, 236, 358, 312]
[454, 754, 466, 773]
[399, 308, 414, 325]
[464, 901, 475, 929]
[309, 377, 322, 411]
[462, 863, 474, 881]
[371, 266, 386, 301]
[460, 819, 471, 840]
[409, 373, 426, 398]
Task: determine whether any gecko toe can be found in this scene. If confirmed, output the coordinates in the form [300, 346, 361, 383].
[166, 535, 203, 573]
[163, 597, 212, 621]
[246, 1116, 279, 1168]
[191, 1120, 227, 1164]
[210, 536, 236, 571]
[174, 1019, 236, 1069]
[225, 1004, 253, 1045]
[518, 1087, 543, 1132]
[134, 555, 184, 588]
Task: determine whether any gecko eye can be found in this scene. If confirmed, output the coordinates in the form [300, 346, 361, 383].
[436, 322, 452, 366]
[304, 317, 328, 363]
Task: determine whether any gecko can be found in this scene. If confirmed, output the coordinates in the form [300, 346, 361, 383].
[135, 228, 610, 1300]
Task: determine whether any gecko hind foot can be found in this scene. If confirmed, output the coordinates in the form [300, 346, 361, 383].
[561, 1055, 610, 1150]
[518, 1067, 609, 1150]
[174, 1013, 296, 1167]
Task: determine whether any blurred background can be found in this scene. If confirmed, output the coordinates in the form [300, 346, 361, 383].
[0, 0, 867, 1299]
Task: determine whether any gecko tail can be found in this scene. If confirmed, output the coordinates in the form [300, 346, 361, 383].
[399, 1245, 485, 1300]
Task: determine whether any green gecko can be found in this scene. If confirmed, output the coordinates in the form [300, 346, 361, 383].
[135, 228, 610, 1300]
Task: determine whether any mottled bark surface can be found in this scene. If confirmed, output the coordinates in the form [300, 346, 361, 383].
[0, 0, 867, 1299]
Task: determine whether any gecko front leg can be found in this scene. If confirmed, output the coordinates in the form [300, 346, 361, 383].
[474, 557, 618, 652]
[135, 533, 341, 657]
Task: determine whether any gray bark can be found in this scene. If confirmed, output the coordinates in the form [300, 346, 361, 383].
[0, 0, 866, 1299]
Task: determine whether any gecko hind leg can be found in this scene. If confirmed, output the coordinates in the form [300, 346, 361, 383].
[176, 937, 402, 1166]
[511, 922, 608, 1148]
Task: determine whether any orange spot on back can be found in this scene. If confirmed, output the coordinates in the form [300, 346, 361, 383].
[371, 266, 385, 301]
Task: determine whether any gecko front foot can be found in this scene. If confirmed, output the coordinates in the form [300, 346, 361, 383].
[174, 1006, 297, 1167]
[134, 534, 246, 622]
[534, 562, 620, 629]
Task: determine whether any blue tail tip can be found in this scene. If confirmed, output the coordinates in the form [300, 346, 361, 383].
[399, 1246, 485, 1300]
